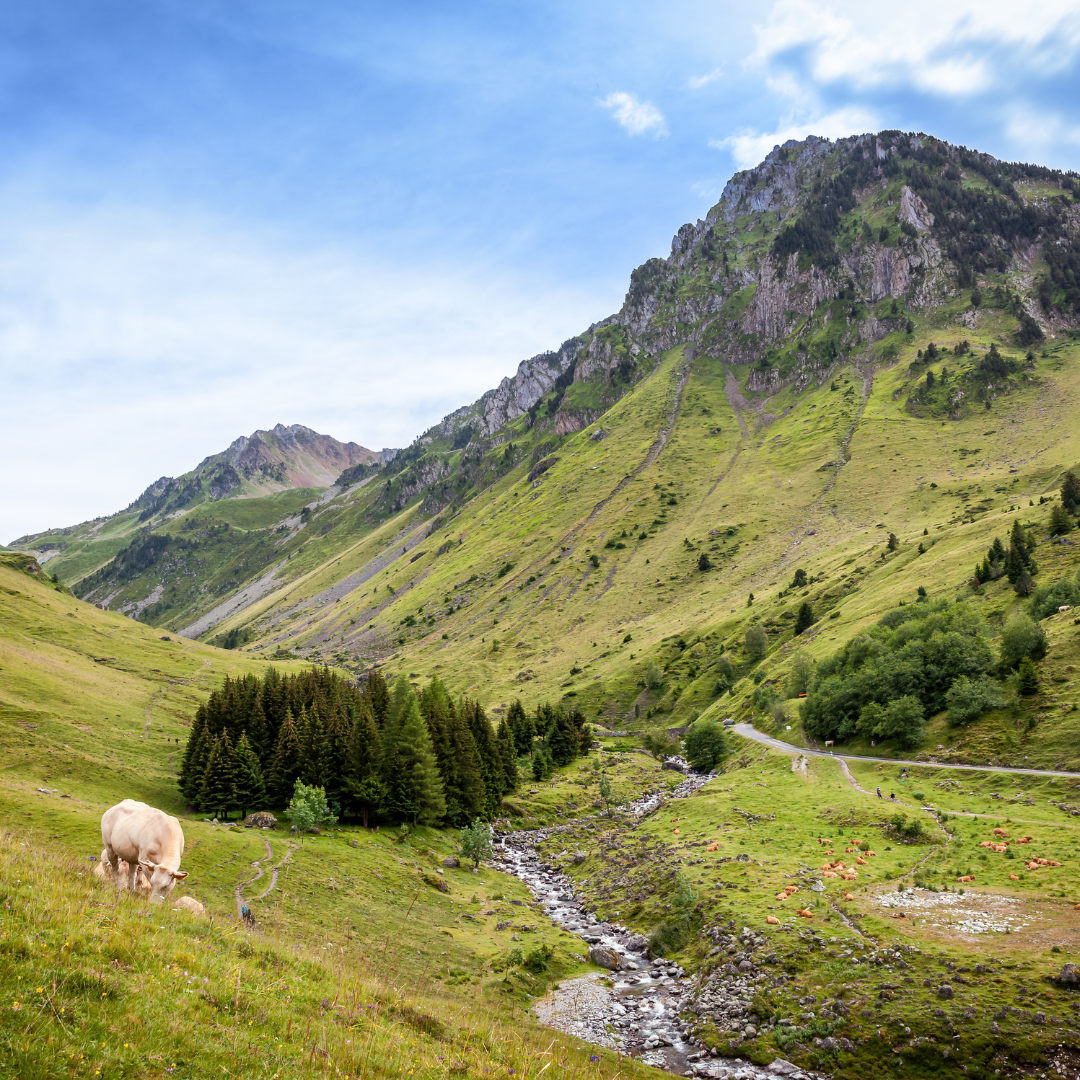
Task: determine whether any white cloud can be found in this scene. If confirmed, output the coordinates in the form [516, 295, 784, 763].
[687, 67, 724, 89]
[711, 105, 878, 169]
[0, 197, 608, 542]
[753, 0, 1080, 95]
[598, 92, 668, 137]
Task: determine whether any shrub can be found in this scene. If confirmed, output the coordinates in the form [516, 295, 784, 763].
[803, 601, 992, 742]
[641, 729, 680, 760]
[1029, 572, 1080, 619]
[285, 780, 338, 833]
[785, 652, 814, 697]
[744, 622, 768, 662]
[945, 675, 1004, 726]
[1000, 614, 1049, 669]
[683, 719, 730, 771]
[857, 695, 925, 749]
[645, 661, 664, 691]
[459, 820, 493, 868]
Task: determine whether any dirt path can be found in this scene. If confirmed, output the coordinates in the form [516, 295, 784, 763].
[722, 366, 751, 437]
[234, 838, 299, 918]
[734, 723, 1080, 779]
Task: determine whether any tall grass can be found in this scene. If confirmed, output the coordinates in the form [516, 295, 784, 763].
[0, 833, 649, 1079]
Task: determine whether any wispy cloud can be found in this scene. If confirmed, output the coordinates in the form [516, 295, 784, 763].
[0, 197, 606, 542]
[711, 105, 878, 169]
[598, 91, 668, 137]
[687, 67, 723, 89]
[753, 0, 1080, 95]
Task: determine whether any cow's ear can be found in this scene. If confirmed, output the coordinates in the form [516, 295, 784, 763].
[140, 861, 157, 875]
[172, 869, 189, 879]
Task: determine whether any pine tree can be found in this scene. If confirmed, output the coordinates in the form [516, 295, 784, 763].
[467, 700, 505, 819]
[794, 602, 815, 635]
[495, 718, 519, 793]
[1050, 503, 1073, 535]
[343, 706, 383, 828]
[322, 705, 350, 811]
[792, 569, 807, 588]
[363, 670, 392, 727]
[178, 707, 212, 805]
[199, 732, 240, 820]
[507, 699, 534, 756]
[297, 704, 328, 787]
[887, 533, 899, 552]
[979, 557, 993, 584]
[267, 709, 302, 807]
[548, 711, 578, 766]
[1017, 656, 1040, 696]
[1061, 470, 1080, 514]
[396, 692, 446, 825]
[989, 537, 1007, 564]
[233, 732, 266, 818]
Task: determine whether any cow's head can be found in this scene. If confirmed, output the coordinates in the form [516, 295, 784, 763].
[139, 862, 189, 900]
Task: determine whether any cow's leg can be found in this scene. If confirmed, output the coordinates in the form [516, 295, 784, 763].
[102, 845, 123, 887]
[122, 859, 138, 892]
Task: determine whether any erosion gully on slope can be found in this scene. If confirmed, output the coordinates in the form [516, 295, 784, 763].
[494, 765, 827, 1080]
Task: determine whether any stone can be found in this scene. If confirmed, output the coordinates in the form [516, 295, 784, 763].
[838, 1037, 855, 1052]
[173, 896, 205, 916]
[571, 853, 587, 865]
[937, 984, 954, 1000]
[243, 811, 277, 829]
[767, 1061, 800, 1076]
[821, 1037, 838, 1051]
[442, 855, 460, 868]
[1055, 963, 1080, 988]
[589, 945, 620, 970]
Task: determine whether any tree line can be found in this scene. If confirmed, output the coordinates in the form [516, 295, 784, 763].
[178, 666, 591, 825]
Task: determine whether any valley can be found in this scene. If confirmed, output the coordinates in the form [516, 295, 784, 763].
[4, 130, 1080, 1078]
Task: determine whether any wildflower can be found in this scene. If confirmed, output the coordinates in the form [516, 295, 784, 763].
[36, 987, 43, 993]
[11, 1002, 20, 1011]
[591, 1056, 600, 1062]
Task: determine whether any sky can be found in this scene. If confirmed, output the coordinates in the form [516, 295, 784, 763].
[4, 0, 1080, 543]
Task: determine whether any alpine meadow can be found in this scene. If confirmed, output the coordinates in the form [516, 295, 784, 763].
[9, 130, 1080, 1080]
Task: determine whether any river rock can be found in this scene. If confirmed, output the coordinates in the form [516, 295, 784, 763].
[590, 945, 621, 970]
[244, 812, 277, 829]
[1055, 963, 1080, 988]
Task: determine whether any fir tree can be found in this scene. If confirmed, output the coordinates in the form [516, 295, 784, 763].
[548, 710, 578, 767]
[1050, 503, 1073, 535]
[467, 700, 506, 819]
[507, 699, 534, 756]
[297, 704, 328, 787]
[363, 670, 392, 727]
[791, 568, 807, 588]
[1017, 656, 1040, 696]
[495, 718, 519, 793]
[396, 692, 446, 825]
[322, 705, 350, 811]
[199, 732, 239, 820]
[343, 707, 383, 828]
[178, 707, 212, 805]
[443, 695, 485, 826]
[233, 732, 266, 818]
[267, 709, 302, 807]
[886, 532, 899, 552]
[794, 602, 815, 635]
[989, 537, 1007, 564]
[1061, 470, 1080, 514]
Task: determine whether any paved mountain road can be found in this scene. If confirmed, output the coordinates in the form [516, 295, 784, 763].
[733, 723, 1080, 780]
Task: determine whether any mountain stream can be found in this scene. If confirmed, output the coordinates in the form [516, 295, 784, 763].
[493, 765, 826, 1080]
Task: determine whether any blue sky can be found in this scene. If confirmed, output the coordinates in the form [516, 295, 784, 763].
[4, 0, 1080, 542]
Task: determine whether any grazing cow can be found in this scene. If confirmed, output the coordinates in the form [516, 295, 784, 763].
[101, 799, 187, 900]
[824, 740, 834, 748]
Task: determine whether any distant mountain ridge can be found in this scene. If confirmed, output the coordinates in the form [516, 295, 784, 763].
[126, 423, 380, 523]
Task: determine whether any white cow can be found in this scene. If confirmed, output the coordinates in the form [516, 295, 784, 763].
[93, 848, 150, 894]
[101, 799, 188, 900]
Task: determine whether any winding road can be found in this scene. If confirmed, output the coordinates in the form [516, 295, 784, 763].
[733, 723, 1080, 780]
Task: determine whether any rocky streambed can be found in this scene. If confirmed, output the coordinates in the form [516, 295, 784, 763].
[493, 764, 828, 1080]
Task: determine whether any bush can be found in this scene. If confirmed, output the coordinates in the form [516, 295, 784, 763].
[785, 652, 814, 698]
[1029, 572, 1080, 619]
[803, 601, 992, 743]
[744, 623, 768, 662]
[645, 661, 664, 690]
[641, 729, 680, 760]
[459, 820, 493, 868]
[683, 719, 730, 771]
[858, 695, 925, 749]
[523, 944, 554, 973]
[945, 675, 1004, 726]
[285, 780, 338, 833]
[1000, 613, 1049, 669]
